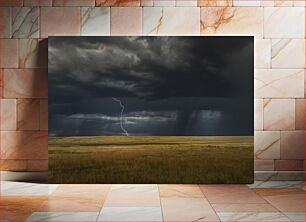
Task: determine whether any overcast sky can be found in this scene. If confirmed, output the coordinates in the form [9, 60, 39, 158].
[48, 36, 254, 136]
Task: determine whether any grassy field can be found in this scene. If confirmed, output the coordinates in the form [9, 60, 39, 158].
[48, 136, 254, 184]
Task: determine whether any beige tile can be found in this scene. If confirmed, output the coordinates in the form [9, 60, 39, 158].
[0, 39, 18, 68]
[23, 0, 52, 6]
[272, 39, 305, 68]
[154, 0, 175, 6]
[96, 0, 140, 6]
[256, 69, 304, 98]
[274, 0, 293, 6]
[41, 7, 80, 38]
[261, 0, 274, 6]
[200, 185, 266, 204]
[280, 131, 304, 160]
[3, 69, 48, 99]
[254, 160, 275, 171]
[255, 39, 271, 68]
[19, 39, 48, 68]
[53, 0, 95, 6]
[176, 0, 197, 6]
[264, 7, 305, 38]
[159, 184, 204, 198]
[295, 99, 304, 130]
[255, 99, 263, 130]
[263, 99, 295, 130]
[0, 69, 3, 98]
[52, 184, 111, 198]
[200, 7, 263, 38]
[212, 203, 278, 212]
[0, 0, 23, 6]
[141, 0, 153, 6]
[27, 159, 48, 171]
[1, 131, 48, 159]
[275, 160, 304, 171]
[161, 197, 219, 221]
[217, 212, 291, 221]
[0, 99, 16, 130]
[40, 99, 48, 130]
[255, 131, 280, 160]
[103, 184, 160, 207]
[0, 7, 11, 38]
[293, 0, 305, 6]
[17, 99, 40, 130]
[198, 0, 232, 6]
[110, 7, 142, 36]
[233, 0, 260, 6]
[143, 7, 200, 35]
[81, 7, 110, 36]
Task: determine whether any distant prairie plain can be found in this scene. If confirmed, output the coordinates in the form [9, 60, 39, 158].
[48, 136, 254, 184]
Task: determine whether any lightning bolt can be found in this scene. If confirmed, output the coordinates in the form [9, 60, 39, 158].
[112, 97, 129, 136]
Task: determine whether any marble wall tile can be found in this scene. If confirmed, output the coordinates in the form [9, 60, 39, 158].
[17, 99, 40, 130]
[263, 99, 295, 130]
[19, 39, 48, 68]
[233, 0, 261, 6]
[255, 131, 280, 160]
[40, 7, 80, 38]
[264, 7, 305, 38]
[254, 160, 275, 171]
[12, 7, 39, 38]
[0, 69, 3, 98]
[81, 7, 110, 36]
[96, 0, 140, 6]
[200, 7, 263, 38]
[176, 0, 197, 6]
[198, 0, 232, 6]
[39, 99, 48, 130]
[293, 0, 305, 6]
[295, 99, 304, 130]
[255, 39, 271, 68]
[110, 7, 142, 35]
[274, 0, 293, 6]
[23, 0, 53, 6]
[0, 7, 11, 38]
[143, 7, 200, 35]
[272, 39, 305, 68]
[27, 160, 48, 171]
[256, 69, 304, 98]
[260, 0, 274, 6]
[154, 0, 175, 6]
[275, 160, 304, 171]
[0, 39, 18, 68]
[0, 160, 27, 171]
[141, 0, 154, 6]
[255, 99, 263, 130]
[3, 69, 48, 99]
[0, 0, 22, 6]
[53, 0, 95, 6]
[0, 99, 16, 131]
[0, 131, 48, 159]
[280, 130, 304, 159]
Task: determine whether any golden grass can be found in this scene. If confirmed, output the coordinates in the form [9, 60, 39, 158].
[48, 136, 254, 184]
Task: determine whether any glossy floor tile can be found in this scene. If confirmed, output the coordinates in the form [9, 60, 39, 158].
[98, 207, 163, 221]
[0, 182, 304, 222]
[25, 212, 99, 221]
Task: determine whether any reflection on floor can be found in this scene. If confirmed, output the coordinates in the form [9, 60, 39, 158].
[0, 181, 304, 221]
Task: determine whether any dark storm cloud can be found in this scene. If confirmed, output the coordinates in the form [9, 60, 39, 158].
[48, 36, 254, 136]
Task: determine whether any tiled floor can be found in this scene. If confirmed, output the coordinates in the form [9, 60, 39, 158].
[0, 181, 305, 222]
